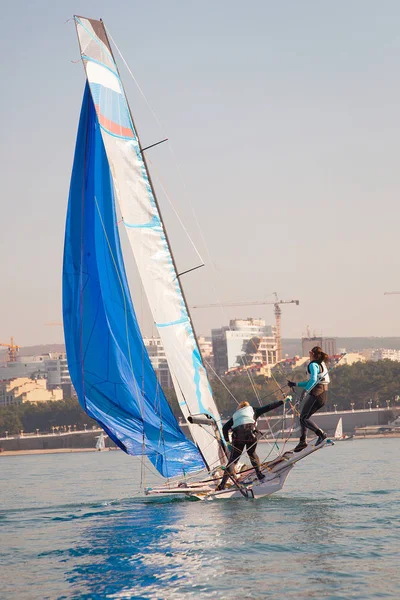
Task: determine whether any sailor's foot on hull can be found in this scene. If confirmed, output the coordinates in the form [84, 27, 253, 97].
[315, 431, 327, 447]
[293, 440, 308, 452]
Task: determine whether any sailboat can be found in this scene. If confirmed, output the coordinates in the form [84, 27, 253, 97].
[333, 417, 353, 441]
[95, 431, 107, 451]
[63, 15, 332, 500]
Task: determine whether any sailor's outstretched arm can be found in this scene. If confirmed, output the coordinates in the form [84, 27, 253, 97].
[254, 400, 283, 419]
[297, 362, 320, 391]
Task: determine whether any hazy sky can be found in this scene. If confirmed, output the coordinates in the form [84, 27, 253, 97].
[2, 1, 400, 346]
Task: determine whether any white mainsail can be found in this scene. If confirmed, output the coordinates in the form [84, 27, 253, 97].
[95, 432, 106, 451]
[74, 16, 224, 471]
[334, 417, 343, 439]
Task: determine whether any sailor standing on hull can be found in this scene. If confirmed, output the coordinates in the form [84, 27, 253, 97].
[288, 346, 330, 452]
[216, 399, 287, 491]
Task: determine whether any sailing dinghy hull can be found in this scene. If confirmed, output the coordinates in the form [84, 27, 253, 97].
[145, 438, 334, 500]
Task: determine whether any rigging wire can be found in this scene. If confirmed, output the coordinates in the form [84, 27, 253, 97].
[202, 357, 284, 454]
[104, 24, 295, 470]
[94, 194, 175, 489]
[106, 25, 225, 297]
[105, 24, 205, 267]
[139, 285, 147, 491]
[183, 394, 301, 482]
[104, 26, 165, 133]
[203, 359, 240, 406]
[144, 157, 205, 266]
[100, 34, 212, 483]
[106, 24, 231, 470]
[104, 24, 272, 413]
[140, 154, 272, 417]
[147, 387, 301, 488]
[143, 350, 349, 491]
[186, 398, 300, 484]
[94, 196, 134, 377]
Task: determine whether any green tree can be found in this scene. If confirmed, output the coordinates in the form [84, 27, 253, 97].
[1, 360, 398, 437]
[0, 408, 22, 435]
[0, 398, 97, 436]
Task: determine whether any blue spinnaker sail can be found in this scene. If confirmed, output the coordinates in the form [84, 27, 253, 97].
[63, 85, 205, 477]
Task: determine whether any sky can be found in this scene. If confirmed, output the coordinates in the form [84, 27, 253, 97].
[1, 0, 400, 346]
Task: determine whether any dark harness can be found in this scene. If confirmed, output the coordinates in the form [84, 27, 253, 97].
[232, 423, 259, 439]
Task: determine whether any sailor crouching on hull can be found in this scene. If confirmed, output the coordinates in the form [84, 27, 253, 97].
[288, 346, 330, 452]
[216, 399, 287, 491]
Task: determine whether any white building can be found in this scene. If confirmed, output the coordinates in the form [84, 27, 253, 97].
[143, 336, 214, 388]
[44, 353, 71, 388]
[143, 337, 173, 389]
[0, 356, 47, 381]
[0, 353, 73, 395]
[198, 336, 214, 371]
[371, 348, 400, 362]
[212, 318, 277, 374]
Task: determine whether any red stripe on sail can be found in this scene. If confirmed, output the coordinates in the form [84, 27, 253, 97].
[95, 105, 134, 138]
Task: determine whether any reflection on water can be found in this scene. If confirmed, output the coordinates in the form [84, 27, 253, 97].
[66, 501, 185, 599]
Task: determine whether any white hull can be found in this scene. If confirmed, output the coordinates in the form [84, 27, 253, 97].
[211, 466, 292, 500]
[146, 438, 334, 500]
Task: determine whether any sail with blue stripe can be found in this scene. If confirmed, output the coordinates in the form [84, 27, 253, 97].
[64, 16, 226, 476]
[63, 84, 205, 477]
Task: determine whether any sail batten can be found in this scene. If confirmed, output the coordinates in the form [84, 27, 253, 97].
[72, 16, 226, 472]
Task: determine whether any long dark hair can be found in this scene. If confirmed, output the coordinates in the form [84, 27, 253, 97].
[311, 346, 329, 364]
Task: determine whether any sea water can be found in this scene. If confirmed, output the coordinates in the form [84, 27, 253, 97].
[0, 439, 399, 599]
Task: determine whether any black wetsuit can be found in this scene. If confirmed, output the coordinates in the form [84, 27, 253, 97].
[297, 361, 329, 442]
[218, 401, 283, 489]
[299, 386, 327, 442]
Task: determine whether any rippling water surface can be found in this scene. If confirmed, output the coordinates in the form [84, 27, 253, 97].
[1, 439, 399, 599]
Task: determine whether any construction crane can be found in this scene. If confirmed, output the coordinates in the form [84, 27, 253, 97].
[191, 293, 299, 362]
[0, 337, 20, 362]
[384, 292, 400, 295]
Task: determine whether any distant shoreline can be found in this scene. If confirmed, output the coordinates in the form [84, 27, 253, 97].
[0, 448, 116, 457]
[259, 433, 400, 442]
[1, 434, 399, 457]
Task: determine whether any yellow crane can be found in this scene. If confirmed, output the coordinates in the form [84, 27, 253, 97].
[191, 292, 299, 362]
[0, 337, 20, 362]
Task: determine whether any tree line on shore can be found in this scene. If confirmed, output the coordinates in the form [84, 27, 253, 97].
[1, 360, 399, 436]
[0, 398, 97, 436]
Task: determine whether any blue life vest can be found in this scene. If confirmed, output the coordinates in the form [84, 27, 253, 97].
[232, 405, 255, 429]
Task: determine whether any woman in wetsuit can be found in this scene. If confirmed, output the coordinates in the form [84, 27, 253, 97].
[288, 346, 330, 452]
[216, 398, 286, 490]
